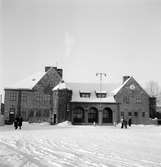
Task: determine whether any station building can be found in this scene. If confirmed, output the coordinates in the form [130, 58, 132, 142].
[4, 66, 154, 125]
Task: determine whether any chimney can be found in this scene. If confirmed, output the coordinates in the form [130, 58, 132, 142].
[45, 66, 51, 72]
[45, 66, 57, 72]
[123, 76, 130, 84]
[45, 66, 63, 78]
[57, 68, 63, 78]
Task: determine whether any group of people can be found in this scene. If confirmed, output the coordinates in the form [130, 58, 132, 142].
[14, 115, 23, 130]
[121, 117, 132, 129]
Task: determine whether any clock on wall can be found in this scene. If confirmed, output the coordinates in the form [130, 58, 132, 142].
[130, 84, 135, 90]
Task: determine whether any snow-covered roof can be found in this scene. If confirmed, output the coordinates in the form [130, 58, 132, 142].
[71, 95, 116, 103]
[5, 71, 46, 90]
[67, 82, 119, 103]
[79, 90, 91, 94]
[53, 81, 71, 91]
[112, 77, 131, 95]
[95, 91, 107, 94]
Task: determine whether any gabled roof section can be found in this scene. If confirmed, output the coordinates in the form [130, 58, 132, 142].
[112, 77, 131, 95]
[112, 76, 150, 97]
[5, 72, 45, 90]
[5, 67, 57, 90]
[131, 77, 151, 97]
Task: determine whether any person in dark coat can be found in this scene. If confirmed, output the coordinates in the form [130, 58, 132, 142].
[128, 118, 132, 127]
[124, 118, 127, 128]
[121, 117, 127, 129]
[121, 117, 124, 128]
[18, 116, 23, 129]
[14, 118, 18, 130]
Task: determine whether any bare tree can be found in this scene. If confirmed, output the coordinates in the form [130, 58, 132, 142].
[146, 81, 161, 105]
[146, 81, 160, 97]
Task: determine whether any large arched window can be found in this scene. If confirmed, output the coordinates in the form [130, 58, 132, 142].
[103, 108, 113, 123]
[73, 107, 84, 123]
[36, 110, 41, 117]
[43, 109, 50, 117]
[29, 110, 34, 118]
[88, 107, 98, 123]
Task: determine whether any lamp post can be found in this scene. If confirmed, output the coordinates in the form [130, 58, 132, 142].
[96, 73, 107, 125]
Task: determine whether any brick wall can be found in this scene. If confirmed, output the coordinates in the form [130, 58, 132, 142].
[4, 67, 62, 123]
[52, 89, 72, 123]
[4, 89, 19, 121]
[33, 68, 62, 94]
[70, 102, 119, 124]
[115, 78, 150, 124]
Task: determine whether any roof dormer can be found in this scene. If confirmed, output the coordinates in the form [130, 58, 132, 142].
[95, 91, 107, 98]
[79, 91, 91, 98]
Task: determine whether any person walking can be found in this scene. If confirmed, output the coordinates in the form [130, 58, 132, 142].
[121, 117, 128, 129]
[14, 117, 18, 130]
[128, 118, 132, 127]
[18, 115, 23, 129]
[124, 118, 127, 128]
[121, 117, 124, 128]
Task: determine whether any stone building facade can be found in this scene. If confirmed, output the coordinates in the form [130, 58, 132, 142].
[4, 67, 62, 123]
[114, 76, 150, 124]
[70, 102, 119, 125]
[4, 66, 154, 125]
[53, 77, 151, 125]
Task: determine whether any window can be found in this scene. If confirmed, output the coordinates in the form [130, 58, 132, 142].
[88, 108, 98, 123]
[131, 90, 135, 98]
[67, 103, 70, 112]
[121, 112, 124, 117]
[103, 108, 113, 123]
[34, 94, 41, 103]
[142, 112, 145, 117]
[36, 110, 41, 117]
[29, 110, 34, 117]
[123, 96, 129, 104]
[43, 109, 50, 117]
[134, 112, 138, 117]
[136, 96, 142, 104]
[9, 107, 15, 114]
[21, 110, 27, 120]
[9, 92, 17, 101]
[73, 107, 84, 123]
[80, 93, 91, 98]
[34, 93, 44, 104]
[96, 93, 107, 98]
[128, 112, 132, 116]
[22, 93, 27, 102]
[42, 95, 50, 105]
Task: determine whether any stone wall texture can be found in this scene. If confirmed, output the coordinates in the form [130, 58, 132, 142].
[4, 67, 62, 123]
[115, 77, 150, 124]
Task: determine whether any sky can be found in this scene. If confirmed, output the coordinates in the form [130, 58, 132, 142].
[1, 0, 161, 95]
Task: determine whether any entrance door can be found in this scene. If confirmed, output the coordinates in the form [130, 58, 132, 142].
[103, 108, 113, 123]
[88, 107, 98, 123]
[73, 107, 84, 123]
[9, 107, 15, 123]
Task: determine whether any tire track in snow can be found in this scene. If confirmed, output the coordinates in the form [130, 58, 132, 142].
[26, 140, 81, 167]
[0, 141, 55, 167]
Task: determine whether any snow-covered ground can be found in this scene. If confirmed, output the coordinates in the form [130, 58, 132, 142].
[0, 122, 161, 167]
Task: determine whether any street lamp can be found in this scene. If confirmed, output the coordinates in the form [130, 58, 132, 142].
[96, 73, 107, 110]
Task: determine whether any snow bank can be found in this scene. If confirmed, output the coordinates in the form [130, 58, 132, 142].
[56, 121, 72, 127]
